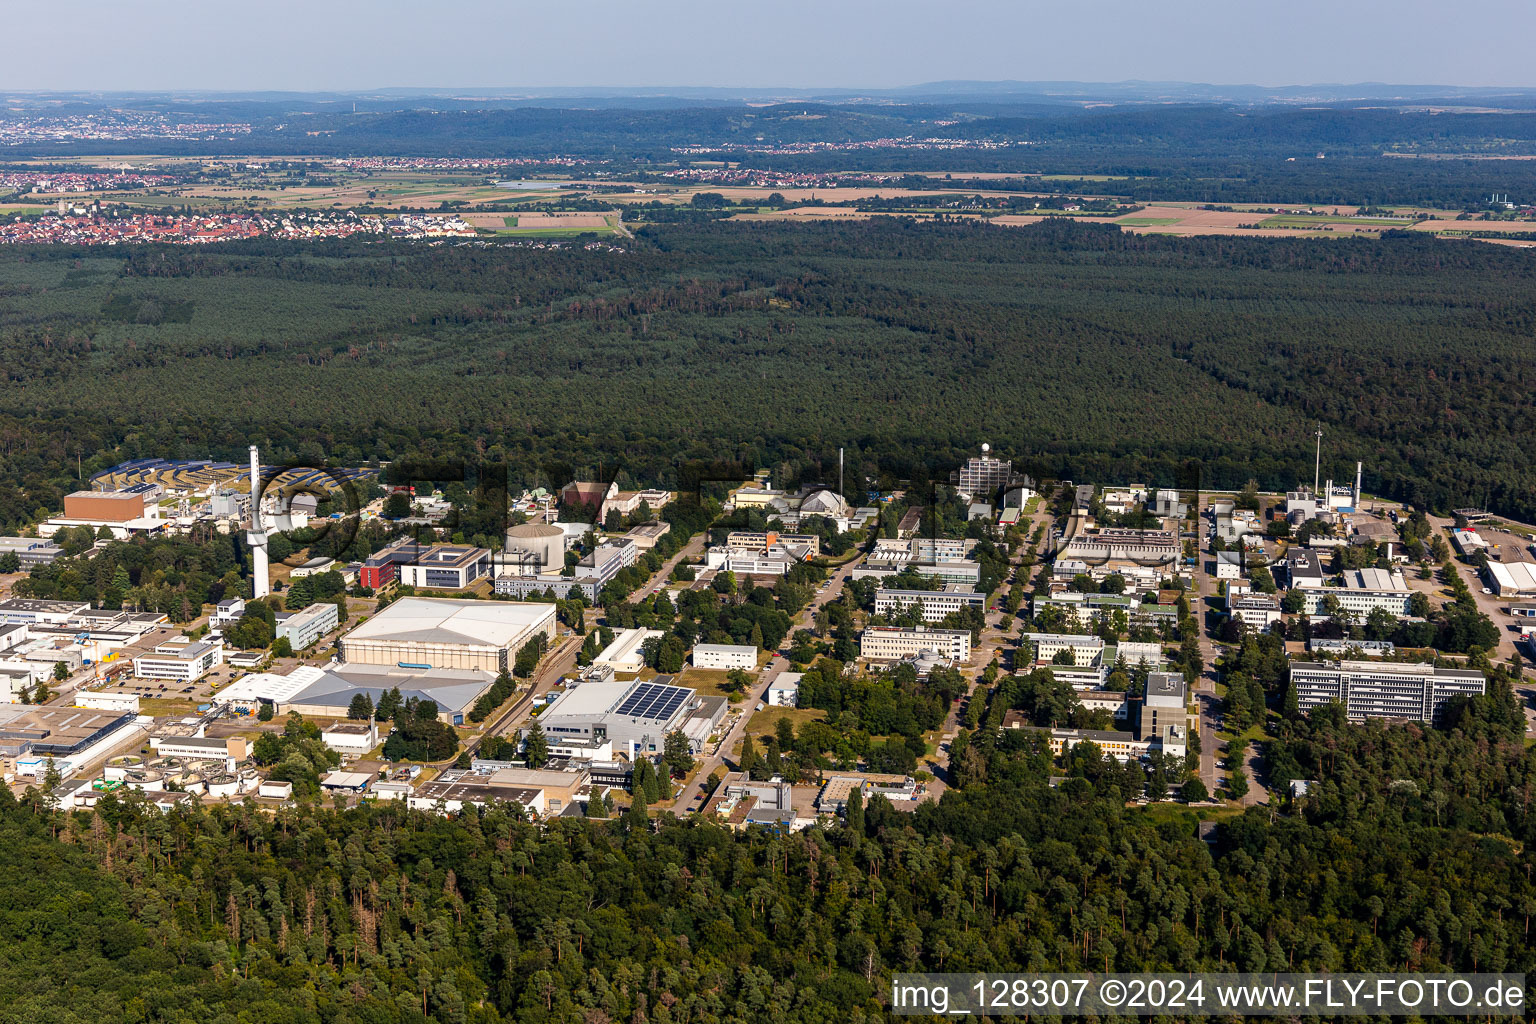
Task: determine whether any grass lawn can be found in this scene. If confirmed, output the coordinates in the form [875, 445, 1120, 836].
[744, 705, 826, 744]
[673, 667, 748, 701]
[136, 697, 202, 716]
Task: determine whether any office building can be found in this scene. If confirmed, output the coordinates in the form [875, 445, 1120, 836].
[692, 644, 758, 670]
[860, 626, 972, 663]
[276, 601, 339, 651]
[1299, 568, 1412, 617]
[339, 597, 555, 674]
[874, 585, 985, 623]
[1032, 591, 1180, 628]
[1290, 660, 1485, 723]
[0, 537, 63, 567]
[1139, 672, 1187, 741]
[958, 455, 1011, 499]
[1228, 593, 1283, 631]
[767, 673, 801, 706]
[398, 545, 492, 590]
[132, 639, 224, 683]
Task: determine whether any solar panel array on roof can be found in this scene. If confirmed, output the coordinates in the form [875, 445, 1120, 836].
[615, 682, 690, 721]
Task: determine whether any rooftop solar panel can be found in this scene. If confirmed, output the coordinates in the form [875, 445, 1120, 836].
[616, 682, 689, 721]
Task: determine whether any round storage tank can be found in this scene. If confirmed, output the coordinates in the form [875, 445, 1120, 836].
[180, 775, 207, 796]
[104, 755, 143, 781]
[124, 770, 164, 793]
[207, 773, 240, 798]
[504, 522, 565, 572]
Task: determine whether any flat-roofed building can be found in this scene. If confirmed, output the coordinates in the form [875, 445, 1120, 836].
[1281, 548, 1326, 589]
[1299, 568, 1412, 617]
[149, 734, 250, 770]
[815, 772, 918, 813]
[0, 537, 63, 567]
[133, 639, 224, 682]
[321, 721, 378, 755]
[623, 521, 672, 550]
[593, 627, 664, 675]
[1032, 591, 1179, 628]
[64, 490, 144, 522]
[539, 677, 727, 756]
[276, 601, 339, 651]
[0, 704, 137, 759]
[860, 626, 972, 663]
[0, 599, 90, 626]
[1290, 660, 1485, 723]
[398, 544, 492, 590]
[692, 644, 757, 670]
[1027, 633, 1104, 666]
[874, 585, 985, 623]
[1228, 593, 1283, 630]
[339, 597, 555, 674]
[1139, 671, 1188, 740]
[958, 455, 1011, 499]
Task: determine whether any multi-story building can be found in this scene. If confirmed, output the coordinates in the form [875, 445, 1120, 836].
[1032, 591, 1179, 628]
[276, 601, 340, 651]
[398, 544, 492, 590]
[1289, 660, 1485, 723]
[874, 585, 986, 623]
[132, 639, 224, 683]
[1058, 528, 1180, 567]
[358, 537, 421, 590]
[692, 644, 758, 670]
[860, 626, 972, 663]
[1299, 568, 1412, 617]
[1139, 671, 1187, 741]
[958, 455, 1012, 499]
[0, 537, 63, 567]
[1228, 593, 1283, 631]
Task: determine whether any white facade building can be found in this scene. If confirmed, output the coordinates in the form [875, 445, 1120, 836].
[860, 626, 972, 663]
[692, 644, 758, 670]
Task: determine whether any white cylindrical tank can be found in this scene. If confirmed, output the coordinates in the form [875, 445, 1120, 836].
[207, 773, 240, 798]
[504, 522, 565, 571]
[124, 770, 164, 792]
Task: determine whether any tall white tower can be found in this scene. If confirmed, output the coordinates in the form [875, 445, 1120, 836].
[248, 445, 270, 599]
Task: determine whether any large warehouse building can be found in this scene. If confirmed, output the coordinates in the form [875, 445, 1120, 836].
[218, 662, 498, 726]
[339, 597, 556, 674]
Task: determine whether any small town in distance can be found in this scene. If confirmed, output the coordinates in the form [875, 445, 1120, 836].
[0, 437, 1526, 826]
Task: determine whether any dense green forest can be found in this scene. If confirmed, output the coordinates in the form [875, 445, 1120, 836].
[2, 218, 1532, 530]
[4, 688, 1533, 1023]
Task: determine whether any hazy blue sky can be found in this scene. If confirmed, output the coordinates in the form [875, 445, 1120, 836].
[6, 0, 1533, 92]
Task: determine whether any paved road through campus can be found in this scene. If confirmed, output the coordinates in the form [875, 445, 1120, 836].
[670, 552, 866, 811]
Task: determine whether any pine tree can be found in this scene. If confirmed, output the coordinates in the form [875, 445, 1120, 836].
[524, 719, 549, 768]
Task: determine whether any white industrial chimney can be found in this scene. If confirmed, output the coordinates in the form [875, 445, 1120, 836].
[1355, 461, 1363, 509]
[248, 445, 270, 599]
